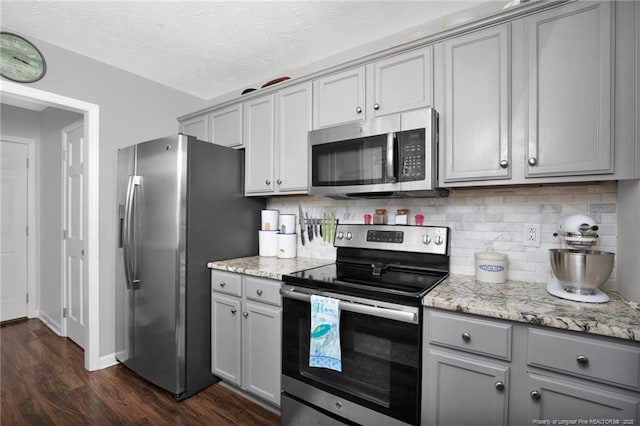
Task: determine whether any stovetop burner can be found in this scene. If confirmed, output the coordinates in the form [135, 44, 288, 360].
[282, 224, 450, 306]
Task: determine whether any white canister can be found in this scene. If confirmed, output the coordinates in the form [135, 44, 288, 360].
[261, 209, 279, 231]
[279, 214, 296, 234]
[475, 251, 508, 283]
[277, 233, 297, 259]
[259, 230, 279, 257]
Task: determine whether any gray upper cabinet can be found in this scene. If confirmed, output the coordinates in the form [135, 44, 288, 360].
[313, 66, 366, 128]
[313, 46, 433, 128]
[179, 114, 210, 142]
[436, 24, 510, 183]
[244, 82, 312, 196]
[525, 1, 613, 177]
[211, 104, 243, 148]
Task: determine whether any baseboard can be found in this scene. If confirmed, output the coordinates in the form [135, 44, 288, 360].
[99, 353, 118, 370]
[38, 312, 62, 335]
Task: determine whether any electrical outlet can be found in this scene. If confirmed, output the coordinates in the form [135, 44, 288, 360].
[522, 223, 541, 247]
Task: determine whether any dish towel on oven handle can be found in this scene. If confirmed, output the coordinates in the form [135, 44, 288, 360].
[309, 295, 342, 372]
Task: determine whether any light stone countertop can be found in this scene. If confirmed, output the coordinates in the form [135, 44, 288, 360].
[207, 256, 333, 281]
[424, 275, 640, 342]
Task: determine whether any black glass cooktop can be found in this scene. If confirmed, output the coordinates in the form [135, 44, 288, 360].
[282, 262, 447, 305]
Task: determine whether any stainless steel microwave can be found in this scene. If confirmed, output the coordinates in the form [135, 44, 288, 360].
[308, 107, 447, 198]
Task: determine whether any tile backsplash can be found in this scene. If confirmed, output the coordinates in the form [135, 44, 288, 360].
[267, 182, 618, 289]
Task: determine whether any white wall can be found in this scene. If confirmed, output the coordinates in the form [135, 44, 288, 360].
[5, 33, 207, 358]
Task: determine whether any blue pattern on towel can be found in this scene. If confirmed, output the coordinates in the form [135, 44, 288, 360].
[309, 295, 341, 372]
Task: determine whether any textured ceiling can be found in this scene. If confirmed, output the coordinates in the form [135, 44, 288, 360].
[1, 1, 490, 100]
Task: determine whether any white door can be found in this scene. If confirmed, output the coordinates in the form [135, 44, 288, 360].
[62, 120, 86, 347]
[0, 140, 29, 322]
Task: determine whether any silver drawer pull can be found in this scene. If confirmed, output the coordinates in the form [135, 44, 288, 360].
[461, 332, 471, 342]
[231, 308, 237, 315]
[256, 289, 263, 296]
[530, 390, 541, 400]
[219, 281, 226, 287]
[495, 381, 505, 391]
[243, 312, 249, 318]
[576, 355, 589, 365]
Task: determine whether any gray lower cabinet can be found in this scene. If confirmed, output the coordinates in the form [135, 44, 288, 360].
[424, 349, 509, 426]
[211, 270, 282, 407]
[423, 308, 640, 425]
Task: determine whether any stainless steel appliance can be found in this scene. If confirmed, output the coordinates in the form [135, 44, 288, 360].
[281, 224, 450, 425]
[308, 108, 448, 199]
[115, 134, 264, 400]
[547, 215, 614, 303]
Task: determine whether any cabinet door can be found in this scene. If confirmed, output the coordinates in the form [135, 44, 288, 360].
[244, 94, 275, 194]
[526, 373, 640, 422]
[211, 293, 242, 386]
[526, 1, 612, 177]
[179, 114, 210, 142]
[313, 67, 366, 128]
[243, 300, 282, 406]
[424, 349, 509, 426]
[212, 104, 243, 148]
[276, 82, 312, 193]
[438, 24, 510, 183]
[370, 46, 433, 118]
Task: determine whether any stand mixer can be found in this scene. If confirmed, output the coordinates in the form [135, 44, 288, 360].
[547, 215, 615, 303]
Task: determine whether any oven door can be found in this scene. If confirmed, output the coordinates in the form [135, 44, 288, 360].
[280, 286, 421, 426]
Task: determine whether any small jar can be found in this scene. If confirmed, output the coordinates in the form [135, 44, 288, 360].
[395, 209, 409, 225]
[372, 209, 387, 225]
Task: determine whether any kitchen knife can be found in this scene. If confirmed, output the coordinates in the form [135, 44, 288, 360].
[298, 205, 305, 246]
[306, 212, 313, 241]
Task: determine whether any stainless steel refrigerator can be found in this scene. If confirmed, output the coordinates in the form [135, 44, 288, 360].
[115, 134, 264, 400]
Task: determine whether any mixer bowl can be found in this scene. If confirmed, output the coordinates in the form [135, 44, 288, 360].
[549, 249, 615, 295]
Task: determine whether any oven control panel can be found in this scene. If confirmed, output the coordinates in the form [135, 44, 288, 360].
[334, 224, 449, 255]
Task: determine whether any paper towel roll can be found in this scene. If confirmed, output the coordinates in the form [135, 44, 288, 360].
[261, 209, 279, 231]
[277, 233, 297, 259]
[259, 230, 279, 257]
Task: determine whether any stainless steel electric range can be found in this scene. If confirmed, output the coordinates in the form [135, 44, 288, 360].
[280, 224, 450, 426]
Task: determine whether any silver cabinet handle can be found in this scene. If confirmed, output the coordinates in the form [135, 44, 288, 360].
[231, 308, 237, 315]
[256, 289, 263, 296]
[242, 312, 249, 318]
[373, 103, 380, 110]
[219, 281, 226, 287]
[576, 355, 589, 365]
[276, 179, 282, 185]
[499, 160, 509, 169]
[495, 381, 505, 391]
[528, 157, 538, 166]
[461, 332, 471, 342]
[530, 390, 541, 400]
[265, 179, 271, 185]
[356, 106, 362, 114]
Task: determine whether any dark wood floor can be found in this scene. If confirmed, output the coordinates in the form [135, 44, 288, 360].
[1, 318, 280, 425]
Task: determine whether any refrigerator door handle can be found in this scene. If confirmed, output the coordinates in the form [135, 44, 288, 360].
[123, 175, 141, 289]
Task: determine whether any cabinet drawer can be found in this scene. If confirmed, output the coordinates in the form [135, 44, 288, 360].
[428, 311, 512, 360]
[245, 276, 281, 306]
[211, 270, 242, 297]
[527, 328, 640, 390]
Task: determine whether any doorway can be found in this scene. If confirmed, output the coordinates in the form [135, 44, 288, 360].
[1, 81, 100, 371]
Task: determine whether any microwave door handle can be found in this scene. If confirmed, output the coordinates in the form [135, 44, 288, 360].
[386, 132, 396, 183]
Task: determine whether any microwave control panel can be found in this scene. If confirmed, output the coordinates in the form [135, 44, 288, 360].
[397, 129, 425, 182]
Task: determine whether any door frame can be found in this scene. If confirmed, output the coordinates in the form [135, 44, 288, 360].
[1, 81, 100, 371]
[0, 136, 35, 319]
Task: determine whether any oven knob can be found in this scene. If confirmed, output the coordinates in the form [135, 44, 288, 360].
[434, 235, 443, 245]
[422, 235, 431, 245]
[346, 232, 353, 240]
[337, 231, 344, 240]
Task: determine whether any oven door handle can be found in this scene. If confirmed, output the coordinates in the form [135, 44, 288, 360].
[280, 286, 419, 324]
